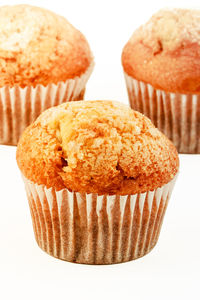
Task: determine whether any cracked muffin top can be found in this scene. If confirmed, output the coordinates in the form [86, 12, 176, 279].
[17, 100, 179, 195]
[0, 4, 93, 88]
[122, 8, 200, 94]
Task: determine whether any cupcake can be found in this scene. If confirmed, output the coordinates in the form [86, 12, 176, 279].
[122, 8, 200, 154]
[16, 100, 179, 264]
[0, 5, 94, 145]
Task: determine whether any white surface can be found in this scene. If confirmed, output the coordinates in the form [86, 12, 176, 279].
[0, 0, 200, 300]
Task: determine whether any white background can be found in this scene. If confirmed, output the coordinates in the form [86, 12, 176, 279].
[0, 0, 200, 299]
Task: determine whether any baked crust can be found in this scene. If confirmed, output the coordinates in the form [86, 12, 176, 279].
[0, 5, 93, 87]
[122, 8, 200, 94]
[16, 100, 179, 195]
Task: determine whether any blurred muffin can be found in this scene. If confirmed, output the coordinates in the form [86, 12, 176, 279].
[122, 8, 200, 153]
[0, 4, 94, 145]
[17, 100, 179, 264]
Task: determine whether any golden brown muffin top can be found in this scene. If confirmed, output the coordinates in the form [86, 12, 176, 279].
[17, 100, 179, 195]
[0, 5, 93, 87]
[122, 8, 200, 93]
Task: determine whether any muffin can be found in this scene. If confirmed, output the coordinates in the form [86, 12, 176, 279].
[122, 8, 200, 154]
[0, 4, 94, 145]
[17, 100, 179, 264]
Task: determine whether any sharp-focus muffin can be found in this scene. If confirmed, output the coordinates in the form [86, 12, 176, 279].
[122, 8, 200, 153]
[17, 100, 179, 264]
[0, 4, 94, 145]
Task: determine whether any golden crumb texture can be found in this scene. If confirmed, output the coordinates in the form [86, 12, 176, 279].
[122, 8, 200, 93]
[17, 100, 179, 195]
[0, 5, 93, 87]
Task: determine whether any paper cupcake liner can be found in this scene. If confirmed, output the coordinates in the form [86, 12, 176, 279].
[0, 61, 94, 146]
[124, 72, 200, 154]
[22, 174, 177, 265]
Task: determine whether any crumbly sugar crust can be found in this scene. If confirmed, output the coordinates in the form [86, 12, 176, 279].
[132, 8, 200, 52]
[17, 100, 179, 195]
[0, 5, 93, 87]
[122, 8, 200, 93]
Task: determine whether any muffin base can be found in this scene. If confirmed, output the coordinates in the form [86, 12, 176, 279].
[1, 88, 86, 147]
[74, 88, 85, 101]
[23, 175, 177, 265]
[37, 237, 157, 265]
[124, 72, 200, 154]
[0, 61, 94, 146]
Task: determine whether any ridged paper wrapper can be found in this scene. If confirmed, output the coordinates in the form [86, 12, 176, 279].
[124, 72, 200, 154]
[0, 61, 94, 146]
[22, 174, 177, 265]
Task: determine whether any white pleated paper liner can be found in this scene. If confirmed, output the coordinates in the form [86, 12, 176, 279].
[0, 61, 94, 146]
[124, 72, 200, 154]
[23, 174, 177, 265]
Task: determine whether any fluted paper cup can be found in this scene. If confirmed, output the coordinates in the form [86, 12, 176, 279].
[22, 174, 177, 265]
[124, 72, 200, 154]
[0, 61, 94, 146]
